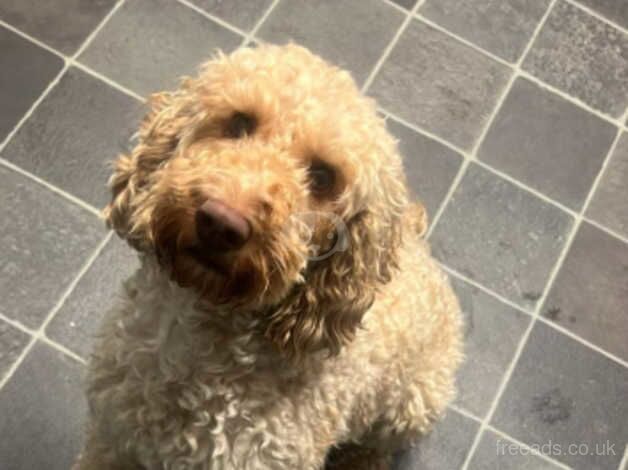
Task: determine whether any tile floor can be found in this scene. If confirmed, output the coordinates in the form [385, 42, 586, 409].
[0, 1, 626, 469]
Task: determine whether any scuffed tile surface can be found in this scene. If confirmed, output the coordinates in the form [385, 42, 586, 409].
[258, 0, 405, 84]
[587, 132, 628, 239]
[386, 117, 463, 218]
[0, 26, 63, 142]
[80, 0, 242, 95]
[542, 222, 628, 362]
[492, 323, 628, 470]
[523, 0, 628, 118]
[0, 321, 29, 382]
[419, 0, 551, 62]
[47, 237, 139, 358]
[578, 0, 628, 30]
[370, 20, 510, 150]
[393, 409, 479, 470]
[1, 67, 142, 207]
[0, 343, 85, 470]
[430, 164, 574, 308]
[0, 166, 103, 329]
[190, 0, 273, 31]
[0, 0, 116, 54]
[450, 277, 530, 419]
[478, 78, 617, 210]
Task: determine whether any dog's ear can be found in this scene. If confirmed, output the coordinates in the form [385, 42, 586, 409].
[103, 92, 188, 246]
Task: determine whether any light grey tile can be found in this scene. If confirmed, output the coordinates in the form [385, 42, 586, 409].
[47, 237, 139, 358]
[478, 78, 617, 211]
[492, 322, 628, 470]
[578, 0, 628, 30]
[0, 320, 29, 383]
[390, 0, 417, 10]
[419, 0, 551, 62]
[430, 164, 574, 308]
[370, 20, 510, 150]
[587, 132, 628, 239]
[0, 166, 104, 329]
[386, 117, 463, 218]
[0, 0, 116, 54]
[190, 0, 273, 31]
[523, 0, 628, 118]
[258, 0, 405, 84]
[450, 277, 530, 419]
[0, 342, 85, 470]
[80, 0, 242, 95]
[542, 222, 628, 362]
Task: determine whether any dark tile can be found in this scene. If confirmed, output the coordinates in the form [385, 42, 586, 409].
[386, 117, 463, 218]
[478, 78, 617, 211]
[0, 321, 29, 382]
[430, 164, 574, 308]
[2, 67, 142, 207]
[578, 0, 628, 30]
[419, 0, 551, 62]
[542, 222, 628, 362]
[390, 0, 417, 10]
[0, 342, 85, 470]
[0, 26, 63, 142]
[523, 1, 628, 118]
[469, 430, 564, 469]
[47, 237, 139, 358]
[0, 0, 115, 55]
[258, 0, 405, 84]
[393, 409, 479, 470]
[450, 277, 530, 419]
[587, 132, 628, 239]
[80, 0, 242, 95]
[370, 20, 510, 150]
[190, 0, 273, 31]
[492, 323, 628, 469]
[0, 166, 103, 329]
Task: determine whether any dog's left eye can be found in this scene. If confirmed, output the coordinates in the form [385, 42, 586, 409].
[224, 112, 257, 138]
[308, 160, 336, 198]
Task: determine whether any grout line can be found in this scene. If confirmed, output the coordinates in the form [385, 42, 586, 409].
[0, 232, 112, 391]
[619, 444, 628, 470]
[71, 0, 125, 60]
[584, 216, 628, 245]
[71, 60, 145, 102]
[361, 0, 426, 93]
[567, 0, 628, 38]
[177, 0, 248, 39]
[0, 19, 64, 59]
[39, 336, 87, 365]
[245, 0, 281, 46]
[448, 404, 483, 424]
[379, 0, 408, 15]
[425, 159, 469, 238]
[0, 158, 101, 217]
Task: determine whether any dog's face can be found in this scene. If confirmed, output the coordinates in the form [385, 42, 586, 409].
[105, 45, 408, 357]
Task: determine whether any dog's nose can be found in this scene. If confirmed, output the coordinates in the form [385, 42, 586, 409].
[195, 199, 251, 251]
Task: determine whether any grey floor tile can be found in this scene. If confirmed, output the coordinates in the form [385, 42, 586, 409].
[469, 430, 564, 469]
[578, 0, 628, 30]
[1, 67, 142, 208]
[0, 0, 115, 55]
[542, 222, 628, 362]
[587, 132, 628, 239]
[47, 237, 139, 358]
[370, 20, 510, 150]
[419, 0, 551, 62]
[430, 163, 574, 309]
[0, 320, 29, 382]
[385, 117, 463, 218]
[258, 0, 405, 84]
[190, 0, 273, 31]
[0, 342, 85, 470]
[80, 0, 242, 95]
[523, 0, 628, 118]
[450, 277, 530, 419]
[0, 166, 104, 329]
[0, 25, 63, 142]
[492, 323, 628, 470]
[393, 409, 479, 470]
[478, 78, 617, 211]
[390, 0, 417, 10]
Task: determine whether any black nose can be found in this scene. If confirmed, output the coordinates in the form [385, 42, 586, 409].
[195, 199, 251, 251]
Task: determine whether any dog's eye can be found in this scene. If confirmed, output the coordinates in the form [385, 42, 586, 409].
[307, 160, 336, 198]
[224, 112, 257, 138]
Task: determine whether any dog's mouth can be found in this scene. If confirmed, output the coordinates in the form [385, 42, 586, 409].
[186, 246, 232, 276]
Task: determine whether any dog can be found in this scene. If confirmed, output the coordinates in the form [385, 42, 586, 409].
[74, 44, 463, 470]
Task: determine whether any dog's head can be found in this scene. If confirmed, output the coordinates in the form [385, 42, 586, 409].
[105, 45, 411, 359]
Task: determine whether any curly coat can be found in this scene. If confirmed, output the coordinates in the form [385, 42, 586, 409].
[75, 44, 463, 470]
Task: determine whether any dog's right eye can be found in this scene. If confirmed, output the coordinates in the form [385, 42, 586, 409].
[224, 112, 257, 139]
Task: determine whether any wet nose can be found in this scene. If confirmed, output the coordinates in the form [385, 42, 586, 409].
[195, 199, 251, 251]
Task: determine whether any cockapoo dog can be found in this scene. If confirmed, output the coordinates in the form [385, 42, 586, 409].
[75, 44, 463, 470]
